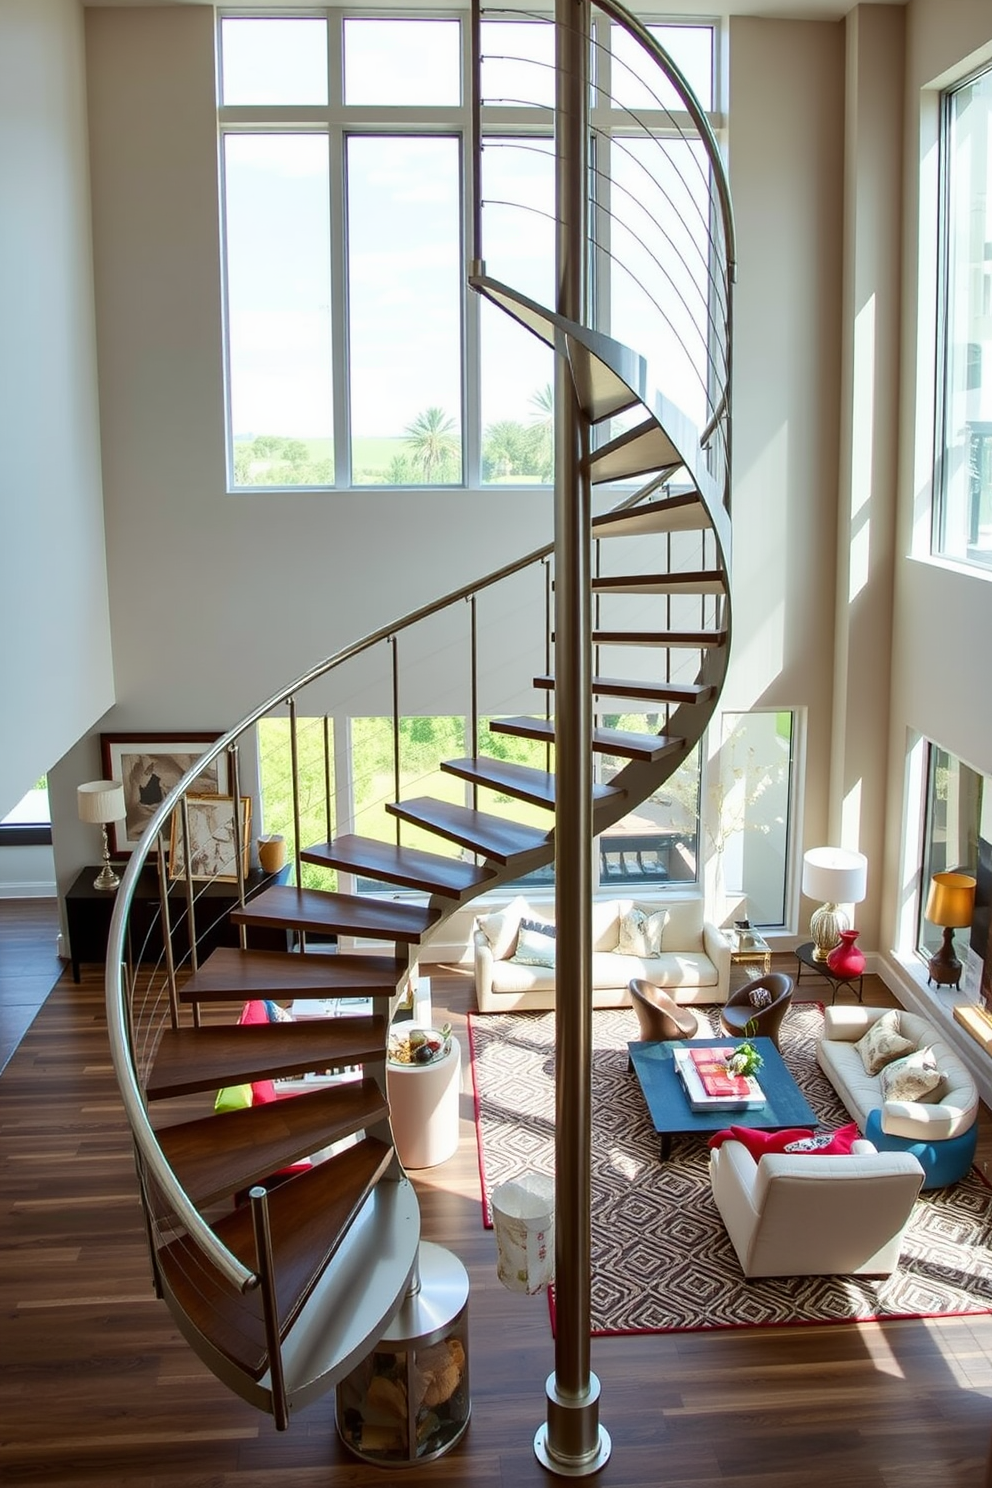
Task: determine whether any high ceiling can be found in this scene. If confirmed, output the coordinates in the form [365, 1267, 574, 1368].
[80, 0, 901, 19]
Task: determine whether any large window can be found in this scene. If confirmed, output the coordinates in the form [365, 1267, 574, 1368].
[935, 66, 992, 570]
[218, 11, 719, 492]
[711, 712, 795, 928]
[918, 744, 987, 970]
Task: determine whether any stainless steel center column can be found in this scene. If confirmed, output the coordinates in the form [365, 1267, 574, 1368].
[534, 0, 610, 1475]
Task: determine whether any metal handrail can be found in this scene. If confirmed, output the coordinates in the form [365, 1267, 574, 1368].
[106, 0, 736, 1326]
[103, 535, 560, 1289]
[590, 0, 737, 283]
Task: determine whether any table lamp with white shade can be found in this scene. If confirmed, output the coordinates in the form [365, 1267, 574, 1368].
[77, 780, 127, 891]
[801, 846, 869, 962]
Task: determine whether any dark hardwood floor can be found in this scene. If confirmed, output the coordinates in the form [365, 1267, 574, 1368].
[0, 896, 61, 1074]
[0, 899, 990, 1485]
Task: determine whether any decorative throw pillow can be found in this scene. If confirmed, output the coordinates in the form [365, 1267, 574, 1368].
[618, 907, 668, 958]
[854, 1009, 916, 1076]
[783, 1122, 860, 1155]
[476, 895, 530, 961]
[520, 917, 556, 942]
[748, 987, 773, 1008]
[512, 925, 557, 967]
[880, 1047, 944, 1103]
[708, 1126, 815, 1158]
[215, 1083, 253, 1113]
[264, 999, 294, 1023]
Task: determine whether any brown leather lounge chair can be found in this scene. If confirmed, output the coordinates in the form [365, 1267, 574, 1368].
[628, 978, 701, 1042]
[719, 972, 793, 1050]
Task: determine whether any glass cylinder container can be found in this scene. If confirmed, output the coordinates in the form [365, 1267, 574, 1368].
[336, 1241, 470, 1466]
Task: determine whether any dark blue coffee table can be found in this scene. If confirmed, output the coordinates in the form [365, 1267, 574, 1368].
[627, 1036, 818, 1161]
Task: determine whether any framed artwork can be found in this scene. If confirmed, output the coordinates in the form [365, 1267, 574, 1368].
[101, 733, 226, 856]
[169, 795, 252, 883]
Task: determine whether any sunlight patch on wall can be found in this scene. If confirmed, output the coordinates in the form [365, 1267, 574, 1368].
[842, 777, 864, 858]
[849, 294, 875, 603]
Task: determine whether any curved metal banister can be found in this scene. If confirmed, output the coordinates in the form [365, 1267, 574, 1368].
[588, 0, 737, 282]
[104, 0, 734, 1402]
[104, 533, 567, 1289]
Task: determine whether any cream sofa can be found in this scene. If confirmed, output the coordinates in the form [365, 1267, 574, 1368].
[816, 1005, 979, 1143]
[709, 1137, 925, 1278]
[472, 895, 730, 1013]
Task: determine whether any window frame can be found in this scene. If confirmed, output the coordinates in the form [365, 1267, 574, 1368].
[0, 783, 52, 847]
[932, 62, 992, 573]
[216, 8, 722, 495]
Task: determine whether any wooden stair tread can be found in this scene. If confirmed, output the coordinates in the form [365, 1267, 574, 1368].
[230, 885, 438, 943]
[589, 629, 728, 648]
[146, 1017, 386, 1100]
[534, 674, 714, 705]
[592, 492, 708, 537]
[300, 833, 496, 898]
[440, 756, 623, 810]
[592, 569, 726, 595]
[387, 796, 550, 863]
[586, 419, 680, 484]
[179, 946, 405, 1003]
[490, 715, 684, 764]
[157, 1137, 393, 1380]
[155, 1078, 389, 1207]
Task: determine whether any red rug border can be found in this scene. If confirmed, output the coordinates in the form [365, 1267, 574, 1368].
[467, 1006, 992, 1334]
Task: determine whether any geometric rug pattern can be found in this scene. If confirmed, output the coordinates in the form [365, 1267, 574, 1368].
[468, 1002, 992, 1333]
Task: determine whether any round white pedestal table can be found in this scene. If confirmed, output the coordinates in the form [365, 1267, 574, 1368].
[385, 1039, 461, 1169]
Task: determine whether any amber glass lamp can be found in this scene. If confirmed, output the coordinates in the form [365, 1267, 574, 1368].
[924, 872, 976, 989]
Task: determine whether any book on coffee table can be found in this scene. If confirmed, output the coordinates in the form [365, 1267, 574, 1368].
[673, 1047, 765, 1112]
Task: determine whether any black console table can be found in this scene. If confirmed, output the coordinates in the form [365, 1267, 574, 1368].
[794, 940, 865, 1005]
[65, 863, 290, 982]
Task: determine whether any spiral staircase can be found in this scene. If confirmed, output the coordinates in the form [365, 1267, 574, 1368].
[103, 0, 735, 1436]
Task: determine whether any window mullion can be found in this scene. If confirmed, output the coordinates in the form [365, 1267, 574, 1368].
[330, 123, 350, 488]
[463, 132, 482, 488]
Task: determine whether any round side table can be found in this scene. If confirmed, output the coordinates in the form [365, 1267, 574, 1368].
[794, 940, 864, 1004]
[386, 1038, 462, 1170]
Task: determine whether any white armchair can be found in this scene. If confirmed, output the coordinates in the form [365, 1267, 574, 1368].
[709, 1138, 924, 1279]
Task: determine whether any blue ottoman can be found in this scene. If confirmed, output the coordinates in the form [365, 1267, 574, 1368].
[865, 1108, 977, 1190]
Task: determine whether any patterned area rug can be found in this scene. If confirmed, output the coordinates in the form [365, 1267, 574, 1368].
[468, 1003, 992, 1333]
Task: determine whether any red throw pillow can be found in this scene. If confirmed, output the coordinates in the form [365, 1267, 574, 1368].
[708, 1126, 814, 1158]
[238, 999, 270, 1026]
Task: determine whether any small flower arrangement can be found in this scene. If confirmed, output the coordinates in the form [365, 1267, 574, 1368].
[725, 1039, 763, 1078]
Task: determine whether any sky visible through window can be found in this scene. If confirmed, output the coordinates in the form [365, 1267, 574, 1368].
[219, 14, 715, 486]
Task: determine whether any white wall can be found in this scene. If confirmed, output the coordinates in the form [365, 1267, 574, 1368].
[882, 0, 992, 958]
[0, 0, 114, 821]
[727, 16, 848, 926]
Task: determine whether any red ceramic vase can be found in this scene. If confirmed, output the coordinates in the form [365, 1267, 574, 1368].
[826, 928, 865, 978]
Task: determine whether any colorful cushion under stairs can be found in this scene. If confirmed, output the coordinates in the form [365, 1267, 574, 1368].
[215, 1000, 312, 1195]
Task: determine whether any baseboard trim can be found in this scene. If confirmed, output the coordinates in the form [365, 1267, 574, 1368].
[0, 882, 57, 900]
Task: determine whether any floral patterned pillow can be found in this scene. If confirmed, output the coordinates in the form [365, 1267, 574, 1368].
[618, 907, 668, 958]
[855, 1010, 916, 1076]
[879, 1047, 944, 1103]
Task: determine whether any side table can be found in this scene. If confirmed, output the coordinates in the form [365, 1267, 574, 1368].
[65, 863, 291, 981]
[729, 929, 772, 992]
[794, 940, 864, 1004]
[386, 1039, 462, 1170]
